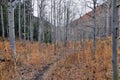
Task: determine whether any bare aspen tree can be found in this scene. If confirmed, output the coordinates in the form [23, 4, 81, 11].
[112, 0, 119, 79]
[37, 0, 41, 44]
[24, 0, 26, 45]
[58, 0, 62, 42]
[93, 0, 97, 55]
[38, 0, 44, 45]
[18, 0, 22, 42]
[56, 0, 62, 44]
[52, 0, 57, 55]
[1, 5, 5, 41]
[103, 0, 112, 40]
[41, 1, 45, 43]
[63, 1, 67, 47]
[65, 1, 70, 47]
[56, 1, 59, 43]
[8, 0, 17, 60]
[30, 0, 33, 43]
[41, 0, 44, 43]
[83, 0, 97, 56]
[106, 0, 111, 39]
[25, 0, 30, 42]
[51, 0, 54, 43]
[86, 0, 97, 54]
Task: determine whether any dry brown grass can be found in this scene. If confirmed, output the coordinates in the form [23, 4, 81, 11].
[0, 40, 55, 80]
[44, 40, 117, 80]
[0, 39, 119, 80]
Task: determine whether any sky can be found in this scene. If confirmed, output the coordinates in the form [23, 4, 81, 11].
[33, 0, 38, 17]
[33, 0, 104, 19]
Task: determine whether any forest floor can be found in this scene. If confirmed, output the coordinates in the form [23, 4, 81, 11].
[0, 39, 120, 80]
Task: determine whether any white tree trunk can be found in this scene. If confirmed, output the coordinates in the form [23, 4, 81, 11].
[24, 0, 26, 45]
[64, 1, 66, 47]
[38, 0, 44, 44]
[18, 0, 22, 42]
[53, 0, 57, 55]
[65, 7, 69, 47]
[38, 21, 42, 44]
[38, 0, 41, 44]
[93, 0, 97, 56]
[30, 0, 33, 43]
[30, 14, 33, 43]
[106, 6, 109, 38]
[8, 2, 16, 59]
[112, 0, 119, 79]
[1, 5, 5, 41]
[51, 0, 54, 43]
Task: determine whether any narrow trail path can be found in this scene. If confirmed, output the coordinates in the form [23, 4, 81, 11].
[33, 49, 80, 80]
[34, 62, 54, 80]
[34, 55, 63, 80]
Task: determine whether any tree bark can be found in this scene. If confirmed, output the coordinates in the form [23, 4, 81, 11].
[18, 0, 22, 42]
[8, 2, 16, 60]
[1, 5, 5, 41]
[24, 0, 26, 45]
[53, 0, 56, 55]
[38, 0, 44, 45]
[106, 5, 110, 39]
[93, 0, 97, 57]
[112, 0, 119, 79]
[30, 0, 33, 43]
